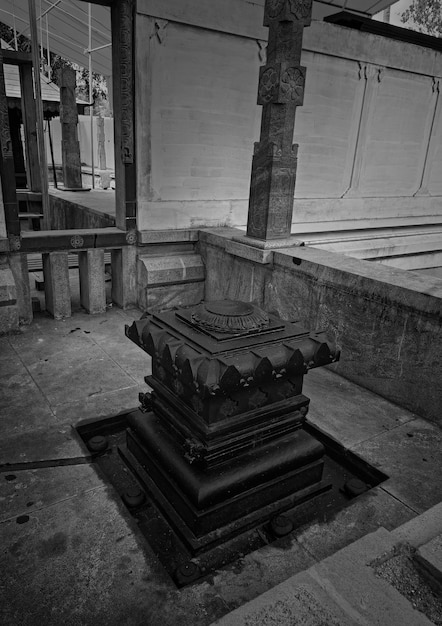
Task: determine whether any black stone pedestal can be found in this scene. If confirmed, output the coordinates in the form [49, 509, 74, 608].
[125, 300, 339, 551]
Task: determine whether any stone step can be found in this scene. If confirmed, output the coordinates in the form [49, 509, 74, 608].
[211, 527, 439, 626]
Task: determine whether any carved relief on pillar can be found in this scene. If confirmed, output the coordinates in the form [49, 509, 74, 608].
[118, 0, 134, 164]
[258, 64, 306, 105]
[264, 0, 313, 26]
[0, 60, 12, 159]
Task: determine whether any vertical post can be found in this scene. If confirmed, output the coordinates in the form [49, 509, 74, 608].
[19, 62, 42, 193]
[88, 3, 95, 189]
[111, 246, 137, 308]
[246, 0, 312, 241]
[0, 49, 20, 239]
[78, 249, 106, 314]
[111, 0, 136, 232]
[28, 0, 50, 229]
[58, 66, 83, 190]
[43, 251, 71, 319]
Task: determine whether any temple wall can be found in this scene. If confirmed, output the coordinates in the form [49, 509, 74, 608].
[134, 1, 442, 271]
[199, 228, 442, 425]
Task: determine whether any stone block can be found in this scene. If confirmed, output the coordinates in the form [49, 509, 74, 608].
[111, 246, 137, 309]
[138, 254, 205, 287]
[78, 248, 106, 314]
[9, 252, 32, 324]
[42, 251, 71, 319]
[0, 265, 16, 304]
[0, 265, 18, 333]
[0, 303, 19, 334]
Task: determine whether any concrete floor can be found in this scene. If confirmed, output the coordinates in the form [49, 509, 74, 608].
[1, 305, 442, 625]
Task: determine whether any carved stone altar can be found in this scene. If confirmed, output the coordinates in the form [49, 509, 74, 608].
[125, 300, 339, 549]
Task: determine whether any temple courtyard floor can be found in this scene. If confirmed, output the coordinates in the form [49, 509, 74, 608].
[1, 295, 442, 625]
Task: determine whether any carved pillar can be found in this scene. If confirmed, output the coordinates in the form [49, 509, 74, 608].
[58, 67, 83, 190]
[112, 0, 136, 232]
[247, 0, 312, 241]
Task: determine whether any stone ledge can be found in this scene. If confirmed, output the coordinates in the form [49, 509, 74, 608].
[272, 246, 442, 317]
[225, 240, 274, 265]
[138, 229, 200, 245]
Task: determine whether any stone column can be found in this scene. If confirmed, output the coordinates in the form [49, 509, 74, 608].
[78, 248, 106, 314]
[58, 67, 83, 190]
[246, 0, 312, 241]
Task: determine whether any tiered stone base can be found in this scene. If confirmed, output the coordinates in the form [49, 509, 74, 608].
[124, 408, 329, 551]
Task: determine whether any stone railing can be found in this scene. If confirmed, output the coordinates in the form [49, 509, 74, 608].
[9, 228, 137, 323]
[198, 228, 442, 425]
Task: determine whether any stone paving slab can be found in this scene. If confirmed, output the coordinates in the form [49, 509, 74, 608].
[353, 419, 442, 514]
[0, 463, 104, 522]
[1, 486, 229, 626]
[53, 385, 140, 425]
[26, 341, 137, 406]
[415, 533, 442, 588]
[304, 367, 415, 448]
[0, 368, 59, 436]
[0, 424, 88, 465]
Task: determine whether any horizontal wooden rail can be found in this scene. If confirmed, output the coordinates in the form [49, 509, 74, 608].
[16, 191, 42, 202]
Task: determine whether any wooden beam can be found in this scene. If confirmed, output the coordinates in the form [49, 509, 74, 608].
[19, 64, 42, 193]
[1, 50, 33, 66]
